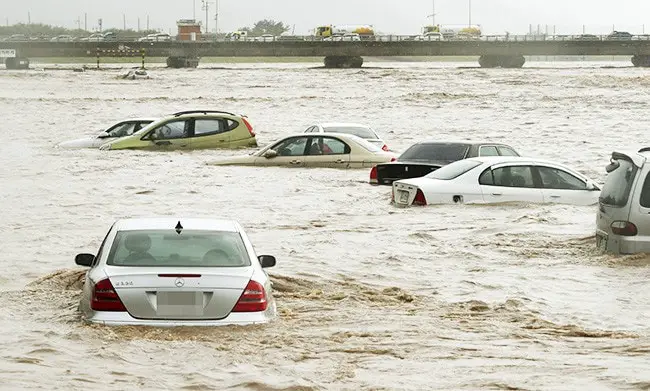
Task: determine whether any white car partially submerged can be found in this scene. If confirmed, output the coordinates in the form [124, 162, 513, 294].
[58, 118, 156, 149]
[208, 133, 396, 169]
[304, 122, 390, 151]
[75, 217, 277, 326]
[393, 157, 601, 207]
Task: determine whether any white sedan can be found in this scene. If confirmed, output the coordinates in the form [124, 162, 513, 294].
[75, 217, 277, 326]
[392, 157, 601, 207]
[208, 133, 396, 169]
[58, 118, 156, 149]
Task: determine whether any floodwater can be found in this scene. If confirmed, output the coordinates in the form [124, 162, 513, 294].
[1, 59, 649, 390]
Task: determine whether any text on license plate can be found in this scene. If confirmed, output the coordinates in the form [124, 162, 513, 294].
[157, 291, 203, 316]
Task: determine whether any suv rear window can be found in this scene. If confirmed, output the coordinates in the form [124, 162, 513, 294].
[599, 158, 638, 207]
[640, 172, 650, 208]
[426, 159, 482, 180]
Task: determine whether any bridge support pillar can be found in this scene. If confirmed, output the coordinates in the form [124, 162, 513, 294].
[631, 55, 650, 67]
[324, 56, 364, 68]
[166, 56, 199, 68]
[479, 55, 525, 69]
[5, 57, 30, 70]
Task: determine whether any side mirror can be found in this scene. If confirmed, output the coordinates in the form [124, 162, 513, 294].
[258, 255, 276, 268]
[75, 253, 95, 267]
[263, 149, 278, 159]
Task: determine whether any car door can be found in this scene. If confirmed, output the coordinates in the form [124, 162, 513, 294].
[144, 119, 191, 150]
[535, 165, 600, 206]
[478, 164, 544, 203]
[254, 136, 308, 167]
[189, 118, 230, 149]
[303, 136, 350, 168]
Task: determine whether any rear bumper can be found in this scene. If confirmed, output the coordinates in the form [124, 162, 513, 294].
[597, 229, 650, 254]
[83, 302, 276, 327]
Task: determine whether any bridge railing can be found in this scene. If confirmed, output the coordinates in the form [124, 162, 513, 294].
[4, 34, 650, 43]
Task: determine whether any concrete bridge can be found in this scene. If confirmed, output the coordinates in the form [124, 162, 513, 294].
[4, 35, 650, 69]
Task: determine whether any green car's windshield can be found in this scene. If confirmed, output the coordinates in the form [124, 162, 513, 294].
[106, 230, 251, 267]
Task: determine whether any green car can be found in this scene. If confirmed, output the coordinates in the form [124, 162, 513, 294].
[99, 110, 257, 151]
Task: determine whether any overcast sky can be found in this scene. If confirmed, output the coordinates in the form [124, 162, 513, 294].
[4, 0, 650, 35]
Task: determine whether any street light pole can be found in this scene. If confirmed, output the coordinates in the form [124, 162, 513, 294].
[215, 0, 219, 34]
[468, 0, 472, 27]
[202, 0, 209, 34]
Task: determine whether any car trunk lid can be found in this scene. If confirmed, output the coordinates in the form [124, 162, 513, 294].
[377, 161, 446, 185]
[104, 266, 254, 320]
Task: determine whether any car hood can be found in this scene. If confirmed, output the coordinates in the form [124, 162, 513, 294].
[57, 137, 105, 149]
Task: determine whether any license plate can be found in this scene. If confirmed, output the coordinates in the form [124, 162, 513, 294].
[399, 191, 409, 203]
[157, 291, 203, 317]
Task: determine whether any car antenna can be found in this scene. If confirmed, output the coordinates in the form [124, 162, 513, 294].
[175, 221, 183, 234]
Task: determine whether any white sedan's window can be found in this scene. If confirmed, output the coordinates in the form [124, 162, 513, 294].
[107, 230, 250, 267]
[537, 166, 586, 190]
[107, 122, 137, 137]
[491, 166, 535, 188]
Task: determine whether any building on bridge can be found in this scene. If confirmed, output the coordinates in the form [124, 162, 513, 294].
[176, 19, 202, 41]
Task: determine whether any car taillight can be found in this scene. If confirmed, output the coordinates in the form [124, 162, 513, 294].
[369, 166, 378, 184]
[611, 221, 637, 236]
[382, 144, 389, 152]
[241, 117, 255, 137]
[91, 278, 127, 312]
[413, 189, 427, 206]
[232, 280, 267, 312]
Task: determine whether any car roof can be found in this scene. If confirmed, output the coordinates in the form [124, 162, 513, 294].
[463, 156, 573, 166]
[113, 218, 240, 232]
[281, 132, 369, 141]
[415, 140, 513, 147]
[316, 123, 371, 128]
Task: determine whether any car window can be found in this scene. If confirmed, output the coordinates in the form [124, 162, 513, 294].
[226, 119, 239, 131]
[600, 158, 638, 207]
[479, 146, 499, 156]
[194, 119, 226, 136]
[106, 230, 251, 267]
[304, 126, 316, 133]
[322, 126, 377, 139]
[498, 146, 519, 156]
[489, 165, 535, 188]
[107, 122, 137, 137]
[92, 224, 115, 267]
[537, 166, 586, 190]
[426, 159, 482, 180]
[150, 120, 188, 140]
[273, 137, 308, 156]
[640, 172, 650, 208]
[134, 121, 153, 132]
[400, 143, 469, 162]
[479, 168, 494, 185]
[308, 137, 348, 155]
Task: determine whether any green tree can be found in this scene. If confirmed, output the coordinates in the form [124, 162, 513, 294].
[238, 20, 290, 36]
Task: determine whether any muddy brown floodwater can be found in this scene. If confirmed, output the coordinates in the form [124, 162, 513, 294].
[1, 60, 649, 390]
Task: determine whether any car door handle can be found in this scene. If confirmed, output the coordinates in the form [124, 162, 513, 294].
[549, 195, 561, 198]
[492, 193, 502, 196]
[334, 159, 346, 164]
[290, 160, 302, 165]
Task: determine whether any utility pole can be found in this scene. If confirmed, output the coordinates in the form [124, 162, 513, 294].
[427, 0, 436, 26]
[215, 0, 219, 33]
[138, 17, 141, 32]
[146, 15, 150, 30]
[28, 12, 31, 24]
[84, 13, 87, 30]
[123, 14, 126, 30]
[468, 0, 472, 27]
[75, 16, 81, 30]
[193, 0, 196, 20]
[98, 18, 102, 32]
[202, 0, 209, 34]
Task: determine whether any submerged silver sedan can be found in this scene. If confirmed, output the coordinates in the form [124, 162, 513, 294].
[75, 218, 277, 326]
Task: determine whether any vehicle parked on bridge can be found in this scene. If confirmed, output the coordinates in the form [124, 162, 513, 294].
[325, 33, 362, 42]
[254, 34, 276, 42]
[413, 32, 444, 41]
[371, 141, 520, 186]
[303, 123, 389, 151]
[98, 110, 257, 151]
[50, 35, 76, 42]
[74, 217, 277, 326]
[606, 31, 633, 40]
[575, 34, 601, 41]
[392, 156, 600, 207]
[208, 133, 396, 168]
[596, 148, 650, 255]
[315, 24, 374, 39]
[138, 33, 172, 42]
[58, 118, 157, 149]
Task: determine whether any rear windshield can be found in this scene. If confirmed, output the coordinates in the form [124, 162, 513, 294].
[106, 230, 251, 267]
[350, 137, 382, 152]
[599, 158, 638, 207]
[322, 126, 377, 139]
[426, 159, 482, 180]
[399, 143, 469, 162]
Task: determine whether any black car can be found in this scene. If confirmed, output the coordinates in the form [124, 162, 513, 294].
[370, 141, 520, 185]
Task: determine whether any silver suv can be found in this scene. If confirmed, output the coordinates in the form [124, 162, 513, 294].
[596, 148, 650, 254]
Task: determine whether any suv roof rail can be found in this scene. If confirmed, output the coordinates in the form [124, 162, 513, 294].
[172, 110, 235, 117]
[638, 147, 650, 153]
